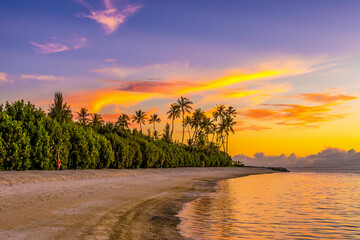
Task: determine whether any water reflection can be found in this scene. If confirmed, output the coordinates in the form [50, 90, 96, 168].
[178, 171, 360, 239]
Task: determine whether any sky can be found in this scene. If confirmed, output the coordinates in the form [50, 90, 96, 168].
[1, 0, 360, 166]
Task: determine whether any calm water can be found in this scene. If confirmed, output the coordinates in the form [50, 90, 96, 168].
[178, 168, 360, 239]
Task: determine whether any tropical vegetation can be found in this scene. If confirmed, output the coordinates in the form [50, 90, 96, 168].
[0, 93, 237, 170]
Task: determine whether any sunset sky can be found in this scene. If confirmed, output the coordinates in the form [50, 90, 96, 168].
[1, 0, 360, 164]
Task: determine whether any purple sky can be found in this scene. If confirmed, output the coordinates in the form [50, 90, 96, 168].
[1, 0, 360, 161]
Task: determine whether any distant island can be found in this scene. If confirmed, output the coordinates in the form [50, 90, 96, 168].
[0, 92, 239, 170]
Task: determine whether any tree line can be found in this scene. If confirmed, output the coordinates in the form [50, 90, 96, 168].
[0, 92, 237, 170]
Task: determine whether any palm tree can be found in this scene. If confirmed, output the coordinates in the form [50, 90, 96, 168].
[90, 113, 104, 126]
[225, 106, 237, 118]
[48, 91, 73, 124]
[201, 117, 212, 146]
[223, 106, 237, 153]
[167, 104, 181, 141]
[132, 109, 147, 133]
[190, 108, 205, 149]
[76, 107, 90, 125]
[177, 96, 193, 144]
[153, 130, 160, 140]
[212, 104, 226, 123]
[223, 115, 236, 154]
[163, 123, 171, 141]
[212, 104, 227, 151]
[149, 113, 161, 132]
[116, 113, 130, 128]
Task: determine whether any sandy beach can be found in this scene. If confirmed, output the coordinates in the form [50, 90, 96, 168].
[0, 167, 274, 240]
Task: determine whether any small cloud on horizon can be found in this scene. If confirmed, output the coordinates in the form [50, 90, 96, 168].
[233, 147, 360, 167]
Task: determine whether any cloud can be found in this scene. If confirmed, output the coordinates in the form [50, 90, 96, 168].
[202, 83, 291, 106]
[104, 58, 116, 62]
[79, 0, 142, 34]
[71, 58, 326, 112]
[21, 74, 63, 81]
[295, 92, 358, 104]
[101, 79, 198, 94]
[79, 70, 296, 112]
[233, 148, 360, 167]
[241, 108, 281, 120]
[239, 89, 357, 127]
[0, 72, 9, 84]
[234, 125, 271, 132]
[30, 37, 86, 54]
[68, 88, 161, 113]
[93, 62, 191, 79]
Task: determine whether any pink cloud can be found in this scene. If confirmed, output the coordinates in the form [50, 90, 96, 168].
[104, 58, 116, 62]
[21, 74, 63, 82]
[0, 72, 12, 85]
[79, 0, 142, 34]
[30, 37, 86, 54]
[0, 72, 8, 83]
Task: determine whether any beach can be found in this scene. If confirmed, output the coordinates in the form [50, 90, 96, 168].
[0, 167, 274, 240]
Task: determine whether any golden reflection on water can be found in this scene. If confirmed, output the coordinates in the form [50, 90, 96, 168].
[178, 171, 360, 239]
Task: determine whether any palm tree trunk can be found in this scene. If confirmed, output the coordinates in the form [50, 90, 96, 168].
[226, 133, 229, 154]
[181, 111, 185, 144]
[211, 132, 215, 145]
[171, 118, 174, 141]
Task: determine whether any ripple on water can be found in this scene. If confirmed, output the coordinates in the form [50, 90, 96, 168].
[178, 169, 360, 240]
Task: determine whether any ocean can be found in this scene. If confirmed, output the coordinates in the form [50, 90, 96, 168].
[177, 168, 360, 239]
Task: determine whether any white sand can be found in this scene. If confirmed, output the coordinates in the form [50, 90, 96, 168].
[0, 167, 274, 240]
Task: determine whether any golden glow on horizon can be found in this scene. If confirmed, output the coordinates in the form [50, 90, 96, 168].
[64, 58, 359, 158]
[74, 69, 297, 113]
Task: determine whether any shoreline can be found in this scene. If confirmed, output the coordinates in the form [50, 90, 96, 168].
[0, 167, 276, 239]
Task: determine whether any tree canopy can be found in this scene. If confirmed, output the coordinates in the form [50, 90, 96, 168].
[0, 92, 238, 170]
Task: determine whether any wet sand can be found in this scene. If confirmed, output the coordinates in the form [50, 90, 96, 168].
[0, 167, 274, 240]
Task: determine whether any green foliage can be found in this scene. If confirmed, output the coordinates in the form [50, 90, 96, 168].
[0, 112, 31, 170]
[0, 99, 233, 170]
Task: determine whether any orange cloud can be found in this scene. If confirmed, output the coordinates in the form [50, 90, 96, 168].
[79, 0, 142, 34]
[240, 102, 350, 127]
[202, 83, 290, 106]
[241, 108, 282, 121]
[179, 70, 288, 94]
[70, 58, 323, 113]
[296, 92, 358, 104]
[82, 69, 290, 112]
[235, 125, 272, 132]
[69, 88, 163, 113]
[276, 104, 347, 126]
[101, 79, 198, 94]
